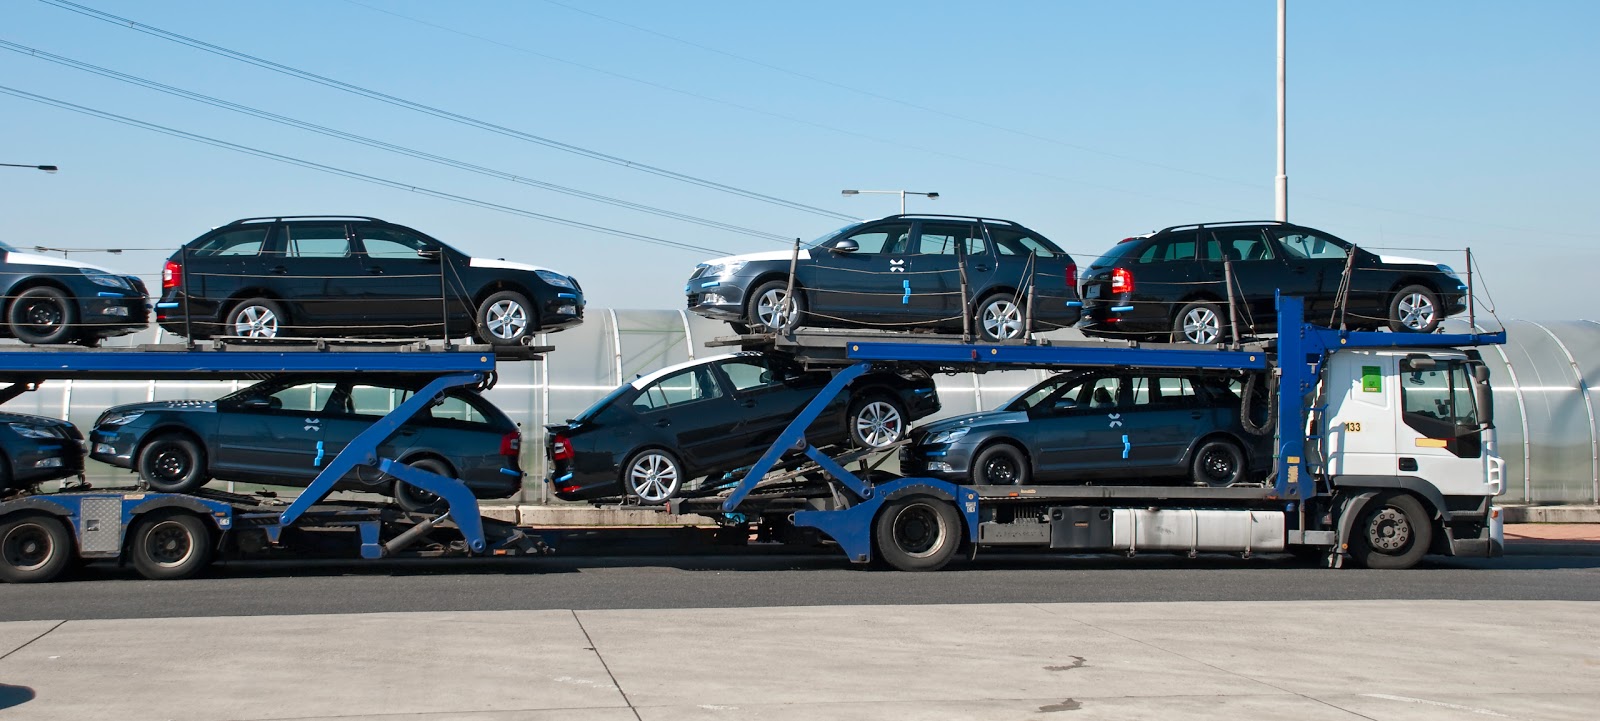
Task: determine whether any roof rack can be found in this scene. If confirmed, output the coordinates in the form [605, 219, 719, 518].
[1156, 220, 1292, 233]
[226, 215, 386, 225]
[876, 213, 1022, 227]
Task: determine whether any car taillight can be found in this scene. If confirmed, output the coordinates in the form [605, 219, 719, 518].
[162, 260, 182, 290]
[501, 431, 522, 456]
[1066, 262, 1077, 289]
[1117, 237, 1140, 244]
[550, 434, 572, 461]
[1111, 267, 1134, 294]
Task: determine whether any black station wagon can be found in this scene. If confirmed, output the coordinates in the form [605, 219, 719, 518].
[1078, 221, 1468, 343]
[157, 216, 584, 345]
[686, 215, 1081, 341]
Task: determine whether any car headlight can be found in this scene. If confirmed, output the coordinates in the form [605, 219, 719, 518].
[8, 423, 59, 440]
[924, 427, 969, 445]
[704, 261, 748, 278]
[84, 269, 134, 290]
[535, 270, 575, 289]
[99, 410, 144, 427]
[1436, 264, 1457, 276]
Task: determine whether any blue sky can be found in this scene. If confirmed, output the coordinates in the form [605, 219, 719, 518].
[1, 0, 1595, 319]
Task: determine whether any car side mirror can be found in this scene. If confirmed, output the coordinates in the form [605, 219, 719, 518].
[239, 397, 274, 410]
[832, 238, 859, 254]
[1052, 399, 1078, 412]
[417, 248, 441, 261]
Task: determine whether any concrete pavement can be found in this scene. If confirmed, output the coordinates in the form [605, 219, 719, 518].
[1, 600, 1595, 720]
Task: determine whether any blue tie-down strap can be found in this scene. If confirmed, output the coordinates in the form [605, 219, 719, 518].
[1122, 434, 1130, 459]
[1110, 305, 1135, 313]
[1065, 301, 1083, 308]
[313, 440, 325, 467]
[902, 279, 911, 305]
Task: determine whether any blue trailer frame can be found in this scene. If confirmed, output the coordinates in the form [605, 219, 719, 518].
[704, 296, 1505, 565]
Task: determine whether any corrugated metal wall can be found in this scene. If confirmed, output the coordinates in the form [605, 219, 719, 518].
[5, 311, 1594, 505]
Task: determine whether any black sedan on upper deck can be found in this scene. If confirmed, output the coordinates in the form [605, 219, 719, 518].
[157, 216, 583, 345]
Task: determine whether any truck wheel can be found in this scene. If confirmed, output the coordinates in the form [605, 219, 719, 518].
[393, 457, 453, 514]
[8, 286, 78, 345]
[848, 395, 907, 449]
[1352, 493, 1433, 569]
[1172, 301, 1226, 344]
[138, 434, 210, 493]
[1190, 439, 1246, 487]
[1388, 285, 1441, 333]
[874, 497, 961, 571]
[475, 290, 535, 345]
[130, 512, 214, 581]
[227, 297, 287, 338]
[747, 280, 804, 334]
[971, 444, 1029, 485]
[0, 513, 73, 583]
[976, 293, 1026, 341]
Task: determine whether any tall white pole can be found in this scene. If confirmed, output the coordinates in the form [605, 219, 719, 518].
[1275, 0, 1288, 221]
[899, 191, 906, 215]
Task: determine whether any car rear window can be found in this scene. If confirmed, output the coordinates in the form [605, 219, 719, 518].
[987, 227, 1060, 258]
[193, 227, 269, 257]
[1087, 237, 1149, 268]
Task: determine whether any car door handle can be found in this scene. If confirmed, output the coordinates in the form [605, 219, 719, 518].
[1191, 412, 1205, 419]
[739, 399, 757, 408]
[270, 266, 289, 275]
[654, 419, 671, 428]
[367, 267, 384, 275]
[973, 265, 990, 272]
[1290, 266, 1308, 274]
[395, 428, 416, 437]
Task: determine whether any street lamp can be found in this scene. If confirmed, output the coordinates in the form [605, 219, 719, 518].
[841, 189, 939, 215]
[1, 163, 58, 173]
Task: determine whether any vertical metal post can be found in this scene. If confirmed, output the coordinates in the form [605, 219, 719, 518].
[957, 256, 973, 342]
[782, 238, 800, 334]
[180, 245, 194, 349]
[1224, 259, 1240, 349]
[1274, 0, 1288, 222]
[1024, 272, 1036, 342]
[439, 252, 451, 347]
[1465, 247, 1475, 331]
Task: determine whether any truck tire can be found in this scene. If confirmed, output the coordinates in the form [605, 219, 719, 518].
[1190, 439, 1246, 487]
[971, 443, 1029, 485]
[1388, 285, 1441, 333]
[0, 513, 73, 583]
[130, 512, 214, 581]
[848, 395, 907, 449]
[8, 286, 78, 345]
[138, 434, 210, 494]
[874, 497, 961, 572]
[1351, 493, 1433, 570]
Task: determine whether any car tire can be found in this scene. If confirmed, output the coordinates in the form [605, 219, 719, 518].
[873, 497, 961, 572]
[393, 457, 453, 514]
[971, 443, 1029, 485]
[848, 395, 908, 449]
[1388, 285, 1441, 333]
[976, 293, 1027, 341]
[1190, 439, 1246, 487]
[746, 280, 804, 334]
[137, 434, 210, 494]
[1172, 300, 1227, 345]
[475, 290, 535, 346]
[1351, 492, 1434, 570]
[728, 322, 751, 335]
[226, 297, 288, 339]
[7, 286, 78, 345]
[129, 512, 213, 581]
[623, 449, 683, 504]
[0, 512, 73, 583]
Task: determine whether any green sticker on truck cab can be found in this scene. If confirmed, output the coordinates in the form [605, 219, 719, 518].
[1362, 366, 1382, 393]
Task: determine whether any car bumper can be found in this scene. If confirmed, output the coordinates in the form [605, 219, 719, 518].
[1078, 295, 1169, 337]
[6, 441, 85, 486]
[548, 472, 620, 502]
[539, 293, 585, 332]
[87, 428, 139, 469]
[900, 443, 975, 482]
[81, 293, 150, 338]
[685, 282, 748, 321]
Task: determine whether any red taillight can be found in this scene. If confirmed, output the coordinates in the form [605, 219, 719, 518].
[162, 260, 182, 290]
[501, 431, 522, 457]
[1065, 262, 1078, 289]
[1111, 267, 1134, 294]
[550, 434, 572, 461]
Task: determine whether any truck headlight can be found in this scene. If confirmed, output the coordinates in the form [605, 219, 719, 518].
[99, 411, 144, 427]
[535, 270, 575, 289]
[8, 423, 59, 439]
[924, 427, 969, 445]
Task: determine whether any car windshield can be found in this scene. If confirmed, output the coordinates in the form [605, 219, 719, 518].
[570, 384, 630, 424]
[1004, 372, 1087, 412]
[802, 222, 865, 249]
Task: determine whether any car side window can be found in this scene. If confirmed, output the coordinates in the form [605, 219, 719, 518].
[632, 367, 723, 412]
[1274, 230, 1348, 260]
[837, 223, 910, 255]
[266, 382, 339, 413]
[719, 359, 779, 393]
[914, 223, 974, 256]
[1135, 376, 1198, 408]
[195, 227, 269, 257]
[1205, 229, 1275, 262]
[285, 224, 350, 258]
[359, 227, 437, 259]
[988, 228, 1059, 258]
[1074, 376, 1124, 409]
[427, 394, 490, 425]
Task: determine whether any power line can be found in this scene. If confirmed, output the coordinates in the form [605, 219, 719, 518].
[0, 84, 731, 257]
[36, 0, 860, 223]
[0, 39, 795, 245]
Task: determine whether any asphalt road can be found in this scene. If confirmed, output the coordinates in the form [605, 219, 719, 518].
[4, 545, 1598, 621]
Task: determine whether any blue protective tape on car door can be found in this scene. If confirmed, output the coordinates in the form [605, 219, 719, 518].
[313, 440, 325, 467]
[902, 279, 911, 304]
[1122, 434, 1130, 459]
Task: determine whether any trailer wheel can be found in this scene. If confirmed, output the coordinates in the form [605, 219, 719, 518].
[1190, 439, 1246, 487]
[874, 497, 961, 572]
[0, 513, 73, 583]
[138, 434, 209, 493]
[130, 512, 213, 581]
[971, 443, 1029, 485]
[393, 458, 453, 514]
[1352, 493, 1433, 570]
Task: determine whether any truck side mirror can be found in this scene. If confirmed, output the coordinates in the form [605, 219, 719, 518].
[1470, 362, 1494, 427]
[832, 238, 859, 254]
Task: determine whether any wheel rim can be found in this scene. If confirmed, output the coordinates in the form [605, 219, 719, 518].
[854, 401, 903, 448]
[1181, 307, 1221, 344]
[400, 462, 448, 506]
[485, 299, 528, 340]
[1199, 447, 1237, 484]
[757, 289, 797, 330]
[234, 306, 279, 338]
[982, 299, 1024, 339]
[144, 520, 196, 568]
[982, 456, 1018, 484]
[1367, 507, 1413, 553]
[151, 447, 191, 483]
[891, 504, 946, 559]
[20, 299, 64, 331]
[1397, 293, 1436, 330]
[2, 524, 53, 572]
[628, 453, 679, 503]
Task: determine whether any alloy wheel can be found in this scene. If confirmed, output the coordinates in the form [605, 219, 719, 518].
[1181, 307, 1221, 344]
[1396, 293, 1436, 331]
[757, 289, 796, 331]
[234, 306, 279, 337]
[854, 401, 904, 448]
[628, 452, 680, 503]
[982, 299, 1024, 340]
[485, 299, 529, 340]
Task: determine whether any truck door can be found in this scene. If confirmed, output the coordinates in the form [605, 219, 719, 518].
[1395, 358, 1491, 496]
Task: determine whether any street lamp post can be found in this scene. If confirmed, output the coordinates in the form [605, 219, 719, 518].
[841, 189, 939, 215]
[1275, 0, 1288, 222]
[0, 163, 59, 173]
